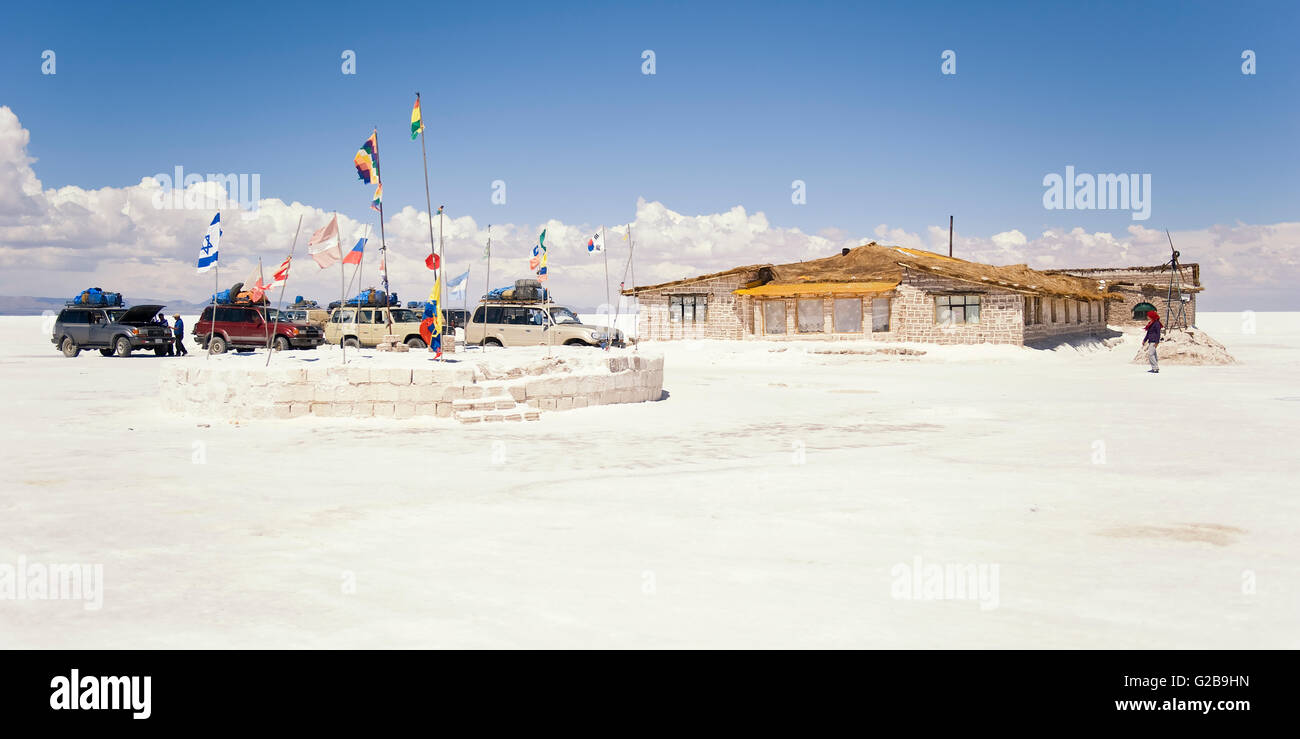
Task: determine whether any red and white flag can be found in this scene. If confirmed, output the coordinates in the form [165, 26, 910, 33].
[242, 262, 271, 302]
[269, 255, 291, 288]
[308, 215, 342, 268]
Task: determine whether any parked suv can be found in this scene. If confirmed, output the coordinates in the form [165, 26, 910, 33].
[465, 301, 624, 347]
[195, 305, 325, 353]
[324, 306, 429, 348]
[51, 304, 173, 357]
[278, 307, 330, 327]
[442, 308, 470, 331]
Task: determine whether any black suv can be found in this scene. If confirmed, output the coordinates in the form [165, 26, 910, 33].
[52, 304, 173, 357]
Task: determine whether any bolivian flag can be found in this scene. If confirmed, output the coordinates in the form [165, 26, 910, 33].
[411, 95, 424, 140]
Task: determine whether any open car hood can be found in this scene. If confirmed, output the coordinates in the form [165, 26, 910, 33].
[115, 304, 165, 324]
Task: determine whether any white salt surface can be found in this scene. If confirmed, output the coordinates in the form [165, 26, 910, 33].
[0, 313, 1295, 648]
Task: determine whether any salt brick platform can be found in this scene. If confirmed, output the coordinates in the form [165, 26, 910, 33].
[158, 346, 664, 422]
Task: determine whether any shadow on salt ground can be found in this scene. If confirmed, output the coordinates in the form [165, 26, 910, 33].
[1025, 328, 1124, 351]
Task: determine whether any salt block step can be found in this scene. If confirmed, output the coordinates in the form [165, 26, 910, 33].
[451, 396, 514, 412]
[454, 407, 541, 424]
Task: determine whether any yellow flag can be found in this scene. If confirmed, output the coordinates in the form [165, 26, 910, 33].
[429, 277, 442, 333]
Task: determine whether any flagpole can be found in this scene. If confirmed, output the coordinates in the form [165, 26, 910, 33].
[328, 212, 345, 365]
[628, 222, 637, 352]
[484, 226, 491, 350]
[601, 226, 612, 349]
[207, 260, 218, 360]
[416, 91, 438, 280]
[265, 215, 303, 366]
[438, 207, 446, 360]
[372, 128, 393, 336]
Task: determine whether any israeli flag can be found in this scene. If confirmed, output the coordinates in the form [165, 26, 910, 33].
[447, 270, 470, 300]
[197, 212, 221, 273]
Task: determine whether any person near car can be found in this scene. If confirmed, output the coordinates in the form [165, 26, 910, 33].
[158, 313, 174, 355]
[172, 314, 188, 356]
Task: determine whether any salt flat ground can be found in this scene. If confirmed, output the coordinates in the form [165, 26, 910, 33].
[0, 312, 1295, 649]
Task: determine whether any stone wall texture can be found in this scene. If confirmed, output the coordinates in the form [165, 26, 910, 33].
[1052, 266, 1199, 326]
[159, 354, 665, 421]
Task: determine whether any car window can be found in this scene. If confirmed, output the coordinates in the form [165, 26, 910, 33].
[527, 308, 548, 325]
[484, 306, 502, 324]
[550, 307, 581, 324]
[60, 310, 87, 324]
[357, 309, 374, 323]
[389, 309, 415, 323]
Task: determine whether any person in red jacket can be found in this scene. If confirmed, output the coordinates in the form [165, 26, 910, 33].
[1141, 310, 1162, 373]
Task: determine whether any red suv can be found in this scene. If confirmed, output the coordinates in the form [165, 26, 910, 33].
[195, 305, 325, 353]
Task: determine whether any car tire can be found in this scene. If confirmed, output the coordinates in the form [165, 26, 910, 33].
[60, 336, 80, 357]
[154, 347, 167, 356]
[209, 335, 228, 354]
[563, 339, 589, 346]
[406, 337, 426, 349]
[99, 348, 114, 357]
[273, 336, 291, 351]
[483, 337, 502, 347]
[343, 337, 361, 349]
[113, 336, 132, 357]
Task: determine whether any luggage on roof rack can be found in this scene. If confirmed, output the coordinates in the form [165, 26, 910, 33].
[69, 287, 123, 307]
[482, 279, 548, 302]
[328, 288, 398, 310]
[208, 282, 270, 306]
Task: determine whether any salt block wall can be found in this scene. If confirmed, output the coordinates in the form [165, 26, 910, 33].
[159, 354, 665, 421]
[635, 271, 753, 341]
[887, 272, 1024, 345]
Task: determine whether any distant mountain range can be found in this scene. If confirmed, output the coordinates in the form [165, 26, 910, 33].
[0, 295, 606, 315]
[0, 295, 215, 315]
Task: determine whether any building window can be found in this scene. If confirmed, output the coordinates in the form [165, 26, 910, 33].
[1132, 301, 1156, 320]
[872, 298, 891, 332]
[796, 299, 824, 333]
[935, 295, 980, 326]
[1023, 297, 1033, 325]
[763, 300, 786, 335]
[1075, 301, 1082, 324]
[1033, 297, 1042, 325]
[833, 298, 862, 332]
[668, 295, 707, 323]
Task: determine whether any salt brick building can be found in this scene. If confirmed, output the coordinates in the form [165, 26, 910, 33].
[623, 243, 1145, 346]
[1047, 264, 1201, 327]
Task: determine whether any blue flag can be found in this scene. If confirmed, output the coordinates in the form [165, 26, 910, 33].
[197, 213, 221, 273]
[446, 270, 470, 300]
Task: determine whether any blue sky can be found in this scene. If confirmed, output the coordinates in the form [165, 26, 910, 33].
[3, 0, 1295, 237]
[0, 1, 1297, 310]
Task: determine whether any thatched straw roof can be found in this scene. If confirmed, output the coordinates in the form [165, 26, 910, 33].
[623, 242, 1120, 300]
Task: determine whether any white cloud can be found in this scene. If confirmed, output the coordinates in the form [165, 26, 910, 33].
[0, 106, 1295, 310]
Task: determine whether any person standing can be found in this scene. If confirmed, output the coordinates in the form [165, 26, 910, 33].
[158, 313, 174, 355]
[172, 314, 189, 356]
[1141, 309, 1162, 373]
